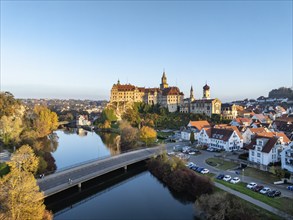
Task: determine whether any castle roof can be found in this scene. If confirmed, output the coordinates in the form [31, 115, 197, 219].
[203, 84, 210, 90]
[162, 87, 183, 96]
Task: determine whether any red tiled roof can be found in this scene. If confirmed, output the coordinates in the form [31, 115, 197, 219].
[189, 120, 210, 131]
[162, 87, 182, 96]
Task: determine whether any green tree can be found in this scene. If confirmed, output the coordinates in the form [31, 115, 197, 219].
[139, 126, 157, 146]
[190, 131, 195, 145]
[122, 108, 141, 128]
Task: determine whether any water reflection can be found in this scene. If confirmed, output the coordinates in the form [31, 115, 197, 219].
[98, 132, 121, 155]
[48, 129, 121, 171]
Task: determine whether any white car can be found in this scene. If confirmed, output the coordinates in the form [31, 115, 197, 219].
[230, 177, 240, 184]
[186, 162, 196, 168]
[223, 175, 232, 181]
[201, 169, 210, 174]
[246, 182, 257, 189]
[260, 187, 271, 194]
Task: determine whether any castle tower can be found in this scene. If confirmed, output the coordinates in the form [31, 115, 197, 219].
[160, 70, 169, 90]
[190, 85, 195, 101]
[203, 83, 210, 99]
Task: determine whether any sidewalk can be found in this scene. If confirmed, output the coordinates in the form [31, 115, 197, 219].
[215, 182, 293, 220]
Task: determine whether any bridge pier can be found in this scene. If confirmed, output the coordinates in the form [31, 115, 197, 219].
[78, 182, 82, 191]
[124, 165, 127, 172]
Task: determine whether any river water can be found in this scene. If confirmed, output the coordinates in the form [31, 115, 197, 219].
[46, 129, 196, 219]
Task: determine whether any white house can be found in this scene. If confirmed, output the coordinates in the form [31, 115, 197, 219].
[242, 127, 269, 145]
[281, 142, 293, 173]
[76, 115, 91, 126]
[198, 127, 243, 151]
[181, 120, 210, 141]
[247, 136, 286, 166]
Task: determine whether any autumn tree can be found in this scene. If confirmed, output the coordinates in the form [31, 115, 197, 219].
[33, 106, 58, 138]
[7, 145, 39, 174]
[139, 126, 157, 146]
[120, 125, 139, 150]
[0, 116, 23, 145]
[0, 145, 52, 220]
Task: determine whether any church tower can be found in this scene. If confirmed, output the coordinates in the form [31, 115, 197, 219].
[160, 70, 169, 90]
[203, 83, 210, 99]
[190, 85, 195, 102]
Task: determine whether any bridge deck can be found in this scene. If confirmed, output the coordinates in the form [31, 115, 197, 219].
[38, 145, 166, 198]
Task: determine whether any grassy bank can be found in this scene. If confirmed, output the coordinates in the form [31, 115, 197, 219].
[206, 157, 238, 170]
[215, 179, 293, 216]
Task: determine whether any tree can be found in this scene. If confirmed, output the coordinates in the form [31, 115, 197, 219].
[0, 92, 21, 118]
[0, 145, 52, 220]
[120, 125, 139, 150]
[33, 106, 58, 138]
[8, 145, 39, 174]
[139, 126, 157, 146]
[190, 131, 195, 145]
[0, 115, 23, 145]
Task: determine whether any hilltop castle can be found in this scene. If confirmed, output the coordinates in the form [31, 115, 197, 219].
[110, 71, 221, 116]
[110, 71, 184, 112]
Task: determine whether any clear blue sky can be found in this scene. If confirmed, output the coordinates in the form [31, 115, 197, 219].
[1, 1, 292, 102]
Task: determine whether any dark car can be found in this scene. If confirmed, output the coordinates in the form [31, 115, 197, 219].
[216, 174, 225, 180]
[267, 190, 281, 198]
[196, 167, 204, 173]
[191, 166, 199, 171]
[252, 185, 264, 192]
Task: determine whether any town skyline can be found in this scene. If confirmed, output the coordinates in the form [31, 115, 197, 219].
[1, 1, 292, 102]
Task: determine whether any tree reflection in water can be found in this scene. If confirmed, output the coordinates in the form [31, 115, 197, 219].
[98, 132, 121, 156]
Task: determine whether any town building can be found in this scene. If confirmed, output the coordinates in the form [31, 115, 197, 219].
[198, 126, 243, 151]
[181, 120, 210, 141]
[187, 84, 221, 117]
[281, 142, 293, 173]
[221, 103, 238, 120]
[247, 135, 287, 166]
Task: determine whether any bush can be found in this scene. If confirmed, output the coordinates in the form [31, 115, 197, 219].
[238, 153, 248, 160]
[148, 155, 214, 199]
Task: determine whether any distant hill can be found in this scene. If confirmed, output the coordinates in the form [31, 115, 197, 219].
[269, 87, 293, 100]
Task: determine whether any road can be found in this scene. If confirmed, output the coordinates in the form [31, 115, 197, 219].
[166, 142, 293, 198]
[38, 145, 167, 197]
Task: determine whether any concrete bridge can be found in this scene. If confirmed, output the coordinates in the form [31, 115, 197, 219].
[38, 145, 167, 198]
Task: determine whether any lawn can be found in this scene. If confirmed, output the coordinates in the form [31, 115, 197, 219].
[215, 179, 293, 216]
[206, 157, 238, 170]
[241, 167, 280, 183]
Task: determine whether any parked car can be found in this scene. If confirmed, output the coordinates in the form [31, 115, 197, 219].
[252, 185, 264, 192]
[196, 167, 204, 173]
[191, 166, 198, 171]
[259, 187, 271, 194]
[216, 174, 225, 180]
[246, 182, 257, 189]
[223, 175, 232, 181]
[230, 177, 240, 184]
[186, 162, 196, 168]
[267, 190, 281, 197]
[287, 185, 293, 191]
[201, 169, 209, 174]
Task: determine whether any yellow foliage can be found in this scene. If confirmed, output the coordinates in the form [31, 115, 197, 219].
[8, 145, 39, 174]
[139, 126, 157, 140]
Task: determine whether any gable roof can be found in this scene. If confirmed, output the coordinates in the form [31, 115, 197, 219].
[188, 120, 210, 131]
[210, 128, 235, 141]
[162, 87, 183, 96]
[214, 125, 243, 139]
[246, 135, 280, 153]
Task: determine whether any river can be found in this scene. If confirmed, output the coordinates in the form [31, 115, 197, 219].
[45, 129, 196, 220]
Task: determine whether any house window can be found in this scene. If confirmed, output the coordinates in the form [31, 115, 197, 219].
[251, 151, 255, 156]
[272, 154, 276, 160]
[257, 153, 261, 157]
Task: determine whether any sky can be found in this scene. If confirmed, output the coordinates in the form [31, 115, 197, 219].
[1, 1, 292, 102]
